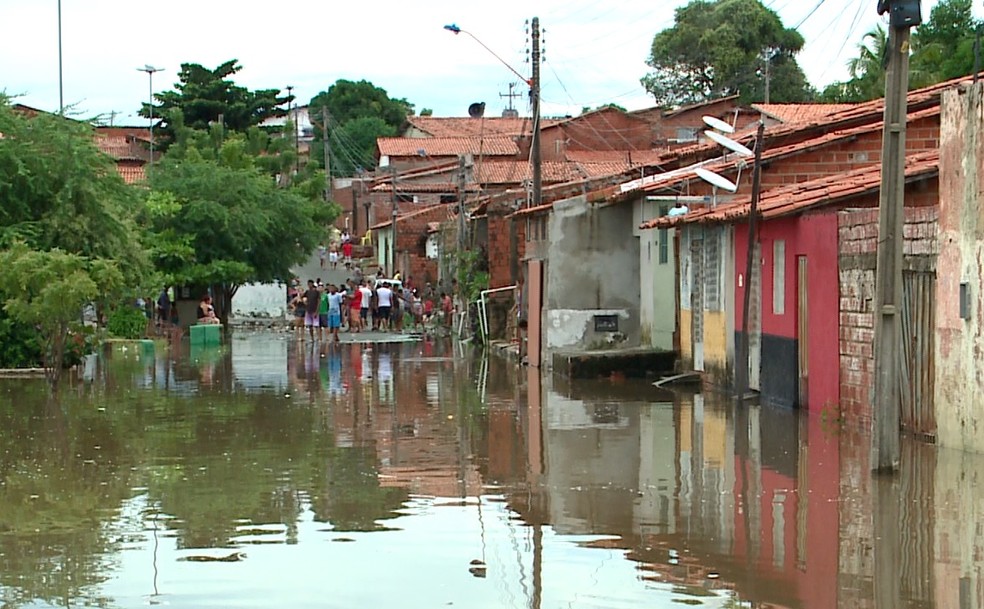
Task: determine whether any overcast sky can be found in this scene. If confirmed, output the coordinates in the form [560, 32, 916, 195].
[0, 0, 975, 124]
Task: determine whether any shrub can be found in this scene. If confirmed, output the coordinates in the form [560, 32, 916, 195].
[107, 306, 148, 339]
[0, 309, 43, 368]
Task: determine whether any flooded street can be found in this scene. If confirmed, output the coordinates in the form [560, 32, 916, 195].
[1, 332, 982, 608]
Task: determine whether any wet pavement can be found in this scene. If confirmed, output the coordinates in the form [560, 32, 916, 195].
[0, 331, 982, 608]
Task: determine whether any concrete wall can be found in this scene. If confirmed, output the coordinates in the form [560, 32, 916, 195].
[936, 82, 984, 453]
[543, 195, 640, 355]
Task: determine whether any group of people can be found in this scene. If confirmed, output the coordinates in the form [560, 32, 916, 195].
[287, 271, 456, 341]
[318, 229, 354, 271]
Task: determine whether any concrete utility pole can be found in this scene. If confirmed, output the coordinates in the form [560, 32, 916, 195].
[872, 0, 921, 473]
[457, 155, 468, 249]
[322, 106, 331, 201]
[390, 167, 398, 275]
[530, 16, 542, 208]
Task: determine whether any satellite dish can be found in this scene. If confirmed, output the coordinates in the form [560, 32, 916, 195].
[468, 102, 486, 118]
[694, 167, 738, 193]
[702, 115, 735, 134]
[704, 130, 754, 157]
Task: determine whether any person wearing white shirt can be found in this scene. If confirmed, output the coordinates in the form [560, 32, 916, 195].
[376, 283, 394, 331]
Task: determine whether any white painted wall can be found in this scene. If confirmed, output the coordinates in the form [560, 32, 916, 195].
[633, 196, 678, 350]
[232, 282, 287, 319]
[545, 308, 631, 350]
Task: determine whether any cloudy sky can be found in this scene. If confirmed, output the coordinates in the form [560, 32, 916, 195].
[0, 0, 973, 124]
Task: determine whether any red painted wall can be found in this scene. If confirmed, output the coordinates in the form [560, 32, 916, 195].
[734, 212, 840, 409]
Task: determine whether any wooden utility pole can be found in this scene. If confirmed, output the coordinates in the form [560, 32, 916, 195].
[530, 16, 542, 207]
[872, 0, 920, 472]
[736, 121, 766, 402]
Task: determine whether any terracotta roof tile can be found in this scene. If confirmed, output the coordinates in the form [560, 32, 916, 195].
[406, 116, 556, 137]
[622, 105, 940, 197]
[640, 149, 939, 229]
[370, 203, 450, 230]
[377, 136, 519, 157]
[371, 181, 480, 193]
[752, 103, 861, 124]
[116, 162, 146, 184]
[475, 160, 581, 184]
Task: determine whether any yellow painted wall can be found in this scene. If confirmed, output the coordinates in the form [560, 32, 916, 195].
[680, 309, 693, 365]
[703, 310, 730, 370]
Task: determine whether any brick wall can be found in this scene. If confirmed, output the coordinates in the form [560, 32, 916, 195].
[394, 205, 449, 286]
[837, 205, 939, 427]
[487, 210, 526, 289]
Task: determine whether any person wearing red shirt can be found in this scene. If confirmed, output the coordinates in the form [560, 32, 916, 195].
[347, 280, 363, 332]
[342, 240, 354, 266]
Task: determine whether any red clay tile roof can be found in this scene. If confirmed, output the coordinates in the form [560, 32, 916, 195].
[621, 105, 940, 198]
[752, 103, 860, 124]
[641, 149, 939, 229]
[370, 203, 450, 230]
[475, 160, 581, 184]
[116, 162, 146, 184]
[565, 149, 669, 164]
[95, 126, 151, 139]
[406, 116, 556, 137]
[377, 136, 519, 157]
[371, 181, 480, 193]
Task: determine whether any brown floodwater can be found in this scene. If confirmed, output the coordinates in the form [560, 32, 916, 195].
[0, 331, 981, 608]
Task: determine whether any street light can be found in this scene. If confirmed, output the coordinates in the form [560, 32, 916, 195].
[137, 65, 163, 175]
[57, 0, 63, 114]
[444, 21, 541, 206]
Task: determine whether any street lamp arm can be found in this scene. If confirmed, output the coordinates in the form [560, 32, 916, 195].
[443, 25, 532, 86]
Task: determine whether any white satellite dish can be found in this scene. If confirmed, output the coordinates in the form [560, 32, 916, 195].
[704, 130, 754, 157]
[702, 115, 735, 134]
[694, 167, 738, 193]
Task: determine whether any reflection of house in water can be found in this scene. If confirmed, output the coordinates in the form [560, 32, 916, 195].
[322, 341, 484, 498]
[517, 381, 850, 607]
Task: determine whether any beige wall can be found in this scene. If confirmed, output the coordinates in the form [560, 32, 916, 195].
[935, 83, 984, 453]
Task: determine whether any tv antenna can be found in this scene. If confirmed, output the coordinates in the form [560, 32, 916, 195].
[499, 82, 521, 112]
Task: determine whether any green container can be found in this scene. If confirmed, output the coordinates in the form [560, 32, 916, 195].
[189, 324, 221, 346]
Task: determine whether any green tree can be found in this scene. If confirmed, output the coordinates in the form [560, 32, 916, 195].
[316, 116, 397, 177]
[145, 138, 338, 324]
[0, 98, 148, 284]
[911, 0, 983, 83]
[821, 2, 982, 102]
[144, 60, 288, 149]
[0, 244, 122, 388]
[819, 26, 889, 102]
[641, 0, 810, 106]
[308, 79, 413, 177]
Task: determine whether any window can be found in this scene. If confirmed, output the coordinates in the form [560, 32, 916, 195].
[440, 194, 457, 204]
[773, 240, 786, 315]
[674, 127, 698, 142]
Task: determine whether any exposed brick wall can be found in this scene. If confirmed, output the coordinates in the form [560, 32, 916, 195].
[394, 205, 449, 286]
[837, 205, 939, 428]
[487, 211, 525, 289]
[540, 109, 652, 161]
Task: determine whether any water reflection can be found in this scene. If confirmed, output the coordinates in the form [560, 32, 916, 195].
[0, 333, 982, 608]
